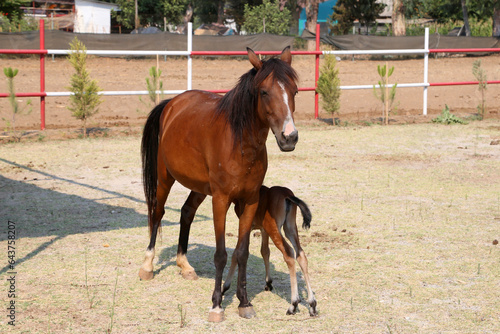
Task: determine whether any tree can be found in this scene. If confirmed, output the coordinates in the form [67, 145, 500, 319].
[491, 3, 500, 36]
[402, 0, 500, 37]
[392, 0, 406, 36]
[3, 67, 31, 141]
[67, 37, 102, 137]
[460, 0, 471, 36]
[0, 0, 28, 20]
[193, 0, 225, 25]
[243, 0, 291, 35]
[226, 0, 263, 33]
[305, 0, 319, 50]
[330, 1, 353, 35]
[316, 54, 341, 118]
[331, 0, 385, 35]
[111, 0, 135, 29]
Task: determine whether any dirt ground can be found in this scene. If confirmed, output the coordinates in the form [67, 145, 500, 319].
[1, 53, 500, 139]
[1, 121, 499, 333]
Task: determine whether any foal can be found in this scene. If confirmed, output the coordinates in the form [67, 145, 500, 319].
[223, 186, 318, 316]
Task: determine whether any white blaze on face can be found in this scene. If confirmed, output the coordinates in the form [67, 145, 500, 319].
[278, 81, 296, 137]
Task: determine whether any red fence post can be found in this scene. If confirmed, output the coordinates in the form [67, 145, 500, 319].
[40, 19, 46, 130]
[314, 24, 320, 119]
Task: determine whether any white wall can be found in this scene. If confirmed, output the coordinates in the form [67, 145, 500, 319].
[74, 0, 117, 34]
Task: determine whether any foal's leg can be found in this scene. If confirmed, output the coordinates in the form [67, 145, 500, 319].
[176, 191, 206, 280]
[139, 171, 175, 281]
[222, 248, 238, 295]
[260, 229, 273, 291]
[283, 209, 318, 316]
[265, 226, 300, 315]
[225, 228, 272, 294]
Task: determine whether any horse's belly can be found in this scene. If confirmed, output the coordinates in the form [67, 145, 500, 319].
[158, 91, 266, 198]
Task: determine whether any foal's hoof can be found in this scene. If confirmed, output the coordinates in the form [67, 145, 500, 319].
[138, 268, 154, 281]
[181, 270, 198, 280]
[238, 306, 256, 319]
[208, 308, 225, 322]
[309, 300, 319, 317]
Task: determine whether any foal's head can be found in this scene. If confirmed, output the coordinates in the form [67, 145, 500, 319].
[249, 47, 299, 152]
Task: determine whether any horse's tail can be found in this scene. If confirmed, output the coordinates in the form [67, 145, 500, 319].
[287, 196, 312, 230]
[141, 99, 171, 236]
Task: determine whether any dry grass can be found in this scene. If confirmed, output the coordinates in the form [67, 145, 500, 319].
[1, 120, 499, 333]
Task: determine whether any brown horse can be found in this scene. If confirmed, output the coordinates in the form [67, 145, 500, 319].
[223, 186, 318, 317]
[139, 47, 299, 322]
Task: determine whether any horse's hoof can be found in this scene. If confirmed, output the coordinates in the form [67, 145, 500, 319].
[286, 303, 299, 315]
[208, 308, 225, 322]
[181, 270, 198, 280]
[238, 306, 256, 319]
[264, 283, 273, 291]
[138, 268, 154, 281]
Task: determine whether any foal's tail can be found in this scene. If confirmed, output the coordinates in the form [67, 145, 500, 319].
[141, 99, 171, 236]
[287, 196, 312, 230]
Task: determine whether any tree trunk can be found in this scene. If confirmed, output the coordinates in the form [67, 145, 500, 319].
[305, 0, 320, 51]
[217, 0, 225, 25]
[392, 0, 406, 36]
[460, 0, 471, 36]
[493, 8, 500, 37]
[134, 0, 139, 30]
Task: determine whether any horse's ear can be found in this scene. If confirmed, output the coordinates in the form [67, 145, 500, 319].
[247, 48, 262, 70]
[280, 46, 292, 65]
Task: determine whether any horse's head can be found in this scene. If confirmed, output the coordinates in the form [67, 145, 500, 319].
[248, 47, 299, 152]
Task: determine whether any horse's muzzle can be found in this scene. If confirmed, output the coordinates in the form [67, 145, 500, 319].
[277, 130, 298, 152]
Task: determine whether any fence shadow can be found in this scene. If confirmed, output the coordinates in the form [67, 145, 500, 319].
[0, 158, 209, 275]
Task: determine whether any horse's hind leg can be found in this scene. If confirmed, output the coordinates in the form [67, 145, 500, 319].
[139, 171, 175, 281]
[177, 191, 206, 280]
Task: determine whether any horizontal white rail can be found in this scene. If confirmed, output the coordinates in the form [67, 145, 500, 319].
[46, 90, 186, 97]
[48, 49, 190, 56]
[341, 82, 429, 90]
[323, 49, 428, 55]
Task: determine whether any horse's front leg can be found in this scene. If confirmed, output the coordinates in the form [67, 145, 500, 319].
[177, 191, 206, 280]
[208, 195, 229, 322]
[234, 200, 259, 319]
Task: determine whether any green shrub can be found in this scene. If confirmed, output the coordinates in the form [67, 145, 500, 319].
[67, 37, 102, 137]
[316, 54, 341, 118]
[432, 105, 468, 124]
[472, 60, 487, 119]
[2, 67, 32, 141]
[139, 66, 164, 109]
[373, 64, 397, 125]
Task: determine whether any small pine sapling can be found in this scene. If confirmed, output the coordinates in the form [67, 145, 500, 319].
[472, 60, 487, 119]
[373, 63, 397, 125]
[3, 67, 32, 141]
[139, 66, 164, 108]
[316, 54, 341, 121]
[67, 37, 102, 137]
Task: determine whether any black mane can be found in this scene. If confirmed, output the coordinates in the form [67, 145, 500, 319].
[215, 57, 298, 145]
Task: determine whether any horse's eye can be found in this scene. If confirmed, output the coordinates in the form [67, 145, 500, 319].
[260, 90, 268, 97]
